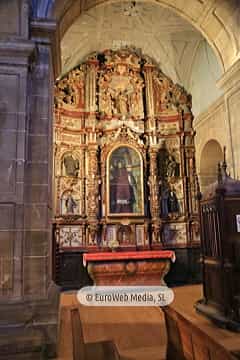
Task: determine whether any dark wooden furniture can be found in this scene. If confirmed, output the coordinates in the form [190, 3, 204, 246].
[70, 306, 120, 360]
[162, 306, 237, 360]
[162, 306, 185, 360]
[57, 251, 93, 290]
[195, 159, 240, 331]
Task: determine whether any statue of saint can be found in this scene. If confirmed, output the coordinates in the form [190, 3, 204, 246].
[116, 92, 128, 115]
[161, 185, 179, 217]
[168, 189, 179, 213]
[65, 192, 78, 214]
[167, 155, 180, 178]
[63, 155, 79, 177]
[161, 186, 170, 218]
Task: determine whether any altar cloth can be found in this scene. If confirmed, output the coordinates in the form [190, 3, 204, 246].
[83, 250, 176, 267]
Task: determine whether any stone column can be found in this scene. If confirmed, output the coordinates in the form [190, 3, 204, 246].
[0, 14, 60, 358]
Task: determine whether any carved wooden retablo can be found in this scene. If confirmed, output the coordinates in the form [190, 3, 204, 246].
[54, 48, 199, 250]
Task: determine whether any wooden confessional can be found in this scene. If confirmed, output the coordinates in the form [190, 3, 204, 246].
[196, 154, 240, 331]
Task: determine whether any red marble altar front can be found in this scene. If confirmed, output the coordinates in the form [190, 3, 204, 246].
[83, 250, 175, 286]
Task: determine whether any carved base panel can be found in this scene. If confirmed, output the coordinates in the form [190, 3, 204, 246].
[87, 259, 171, 286]
[54, 220, 199, 250]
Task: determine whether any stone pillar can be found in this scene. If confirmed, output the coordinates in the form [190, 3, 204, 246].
[143, 64, 155, 131]
[0, 14, 60, 358]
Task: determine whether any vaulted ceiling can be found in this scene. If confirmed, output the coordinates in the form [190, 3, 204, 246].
[60, 1, 223, 116]
[61, 2, 203, 88]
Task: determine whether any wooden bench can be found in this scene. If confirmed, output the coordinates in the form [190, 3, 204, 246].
[70, 306, 120, 360]
[162, 306, 237, 360]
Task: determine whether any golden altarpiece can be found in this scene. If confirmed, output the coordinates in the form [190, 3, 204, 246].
[53, 49, 200, 264]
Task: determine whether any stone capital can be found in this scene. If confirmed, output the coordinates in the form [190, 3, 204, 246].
[143, 63, 155, 71]
[30, 19, 57, 42]
[30, 19, 61, 79]
[0, 40, 35, 66]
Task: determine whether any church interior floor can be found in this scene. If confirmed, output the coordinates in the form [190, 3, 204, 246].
[57, 284, 240, 360]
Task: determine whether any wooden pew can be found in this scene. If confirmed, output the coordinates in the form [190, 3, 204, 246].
[162, 306, 237, 360]
[162, 306, 185, 360]
[70, 307, 121, 360]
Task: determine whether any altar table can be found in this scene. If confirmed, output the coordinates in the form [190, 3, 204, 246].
[83, 250, 175, 286]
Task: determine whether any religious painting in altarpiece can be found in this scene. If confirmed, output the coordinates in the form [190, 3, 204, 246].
[53, 48, 199, 250]
[107, 146, 144, 216]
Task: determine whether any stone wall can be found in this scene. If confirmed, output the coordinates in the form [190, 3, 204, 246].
[0, 0, 30, 300]
[194, 59, 240, 189]
[219, 60, 240, 179]
[0, 2, 59, 359]
[0, 0, 28, 38]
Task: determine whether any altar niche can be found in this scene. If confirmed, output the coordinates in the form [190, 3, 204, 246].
[53, 48, 200, 256]
[107, 146, 144, 216]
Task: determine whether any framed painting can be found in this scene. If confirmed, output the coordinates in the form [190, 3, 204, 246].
[107, 146, 144, 216]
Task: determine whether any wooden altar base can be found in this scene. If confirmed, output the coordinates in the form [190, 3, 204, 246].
[83, 250, 175, 286]
[57, 285, 240, 360]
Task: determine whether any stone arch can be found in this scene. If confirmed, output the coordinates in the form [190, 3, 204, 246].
[199, 139, 223, 193]
[33, 0, 240, 73]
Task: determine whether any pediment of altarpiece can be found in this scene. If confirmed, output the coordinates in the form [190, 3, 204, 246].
[54, 48, 193, 135]
[100, 124, 145, 155]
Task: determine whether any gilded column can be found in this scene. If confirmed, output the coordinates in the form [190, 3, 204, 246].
[180, 131, 188, 218]
[143, 64, 155, 131]
[148, 145, 162, 243]
[80, 148, 86, 216]
[85, 56, 99, 244]
[85, 58, 98, 129]
[86, 138, 99, 245]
